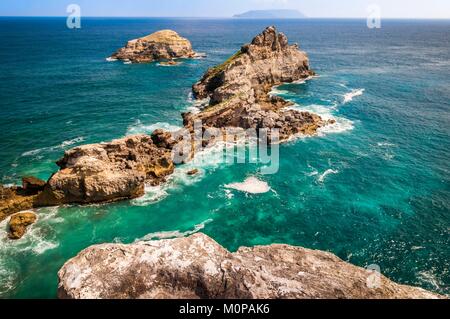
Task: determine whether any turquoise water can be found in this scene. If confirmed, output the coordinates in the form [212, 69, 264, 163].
[0, 18, 449, 298]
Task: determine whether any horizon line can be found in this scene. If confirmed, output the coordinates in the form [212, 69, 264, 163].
[0, 15, 449, 20]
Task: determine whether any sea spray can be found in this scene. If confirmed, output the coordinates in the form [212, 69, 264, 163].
[137, 219, 213, 241]
[225, 176, 271, 194]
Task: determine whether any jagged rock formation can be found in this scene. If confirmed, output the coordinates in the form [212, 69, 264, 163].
[0, 177, 46, 222]
[188, 26, 332, 141]
[110, 30, 197, 63]
[35, 135, 174, 206]
[7, 211, 37, 239]
[58, 233, 442, 299]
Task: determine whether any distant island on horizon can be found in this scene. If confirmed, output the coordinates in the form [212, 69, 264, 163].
[233, 9, 307, 19]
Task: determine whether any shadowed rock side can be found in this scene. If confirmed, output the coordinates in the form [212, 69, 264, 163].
[58, 233, 442, 299]
[110, 30, 197, 63]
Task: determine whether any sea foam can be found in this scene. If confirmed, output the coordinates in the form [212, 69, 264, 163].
[343, 89, 365, 104]
[317, 169, 339, 183]
[225, 176, 271, 194]
[137, 219, 213, 242]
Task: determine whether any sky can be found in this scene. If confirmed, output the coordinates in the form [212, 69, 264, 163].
[0, 0, 449, 19]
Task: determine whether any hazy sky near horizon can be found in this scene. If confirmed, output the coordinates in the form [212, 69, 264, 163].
[0, 0, 449, 19]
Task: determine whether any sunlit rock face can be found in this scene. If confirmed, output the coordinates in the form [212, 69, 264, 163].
[58, 233, 442, 299]
[110, 30, 197, 63]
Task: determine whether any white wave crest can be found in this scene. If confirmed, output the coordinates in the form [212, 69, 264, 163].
[21, 137, 85, 157]
[126, 120, 182, 136]
[137, 219, 213, 242]
[131, 185, 168, 206]
[225, 176, 271, 194]
[269, 86, 290, 96]
[343, 89, 365, 104]
[317, 169, 339, 183]
[289, 104, 354, 136]
[106, 57, 117, 62]
[59, 137, 85, 148]
[187, 92, 210, 114]
[193, 52, 207, 59]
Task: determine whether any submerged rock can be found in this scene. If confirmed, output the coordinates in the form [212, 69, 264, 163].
[36, 135, 174, 206]
[58, 233, 442, 299]
[159, 60, 181, 66]
[186, 169, 199, 176]
[8, 211, 37, 240]
[110, 30, 197, 63]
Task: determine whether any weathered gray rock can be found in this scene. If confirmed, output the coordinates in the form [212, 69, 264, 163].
[110, 30, 197, 63]
[36, 135, 174, 206]
[58, 233, 442, 299]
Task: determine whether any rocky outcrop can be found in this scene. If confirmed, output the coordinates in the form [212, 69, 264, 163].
[36, 135, 174, 206]
[4, 27, 333, 209]
[7, 211, 37, 240]
[0, 177, 46, 222]
[58, 233, 442, 299]
[110, 30, 197, 63]
[187, 26, 332, 141]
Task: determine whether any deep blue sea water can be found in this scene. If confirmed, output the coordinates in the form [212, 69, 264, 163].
[0, 18, 449, 298]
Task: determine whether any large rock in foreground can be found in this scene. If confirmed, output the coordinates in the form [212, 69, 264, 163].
[58, 233, 441, 299]
[110, 30, 197, 63]
[36, 135, 174, 206]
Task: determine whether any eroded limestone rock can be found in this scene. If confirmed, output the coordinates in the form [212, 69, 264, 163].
[58, 233, 442, 299]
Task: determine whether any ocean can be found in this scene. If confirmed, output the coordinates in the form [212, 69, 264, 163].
[0, 17, 449, 298]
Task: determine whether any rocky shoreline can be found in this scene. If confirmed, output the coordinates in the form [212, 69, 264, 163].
[58, 233, 442, 299]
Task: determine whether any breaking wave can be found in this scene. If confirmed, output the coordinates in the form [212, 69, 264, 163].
[126, 120, 182, 136]
[317, 169, 339, 183]
[137, 219, 213, 242]
[21, 137, 85, 157]
[343, 88, 365, 104]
